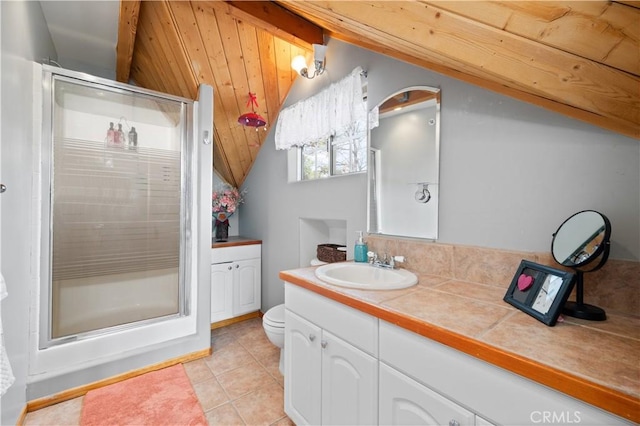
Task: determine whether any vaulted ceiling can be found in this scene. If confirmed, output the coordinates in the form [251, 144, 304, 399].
[116, 1, 639, 187]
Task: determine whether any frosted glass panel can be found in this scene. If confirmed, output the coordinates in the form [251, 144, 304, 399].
[50, 78, 187, 339]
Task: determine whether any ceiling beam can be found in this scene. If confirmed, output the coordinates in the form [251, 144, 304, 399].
[433, 1, 639, 76]
[116, 0, 141, 83]
[614, 1, 640, 8]
[217, 1, 324, 50]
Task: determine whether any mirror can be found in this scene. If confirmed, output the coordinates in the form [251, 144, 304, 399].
[368, 87, 440, 239]
[551, 210, 611, 321]
[551, 210, 610, 267]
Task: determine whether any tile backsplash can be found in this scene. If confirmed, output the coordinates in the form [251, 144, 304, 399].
[367, 235, 639, 317]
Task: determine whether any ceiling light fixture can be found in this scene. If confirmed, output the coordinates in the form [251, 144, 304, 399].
[291, 44, 328, 79]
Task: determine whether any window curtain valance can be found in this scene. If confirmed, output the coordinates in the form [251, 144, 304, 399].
[275, 66, 366, 150]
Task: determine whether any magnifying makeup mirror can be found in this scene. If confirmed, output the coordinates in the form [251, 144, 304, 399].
[551, 210, 611, 321]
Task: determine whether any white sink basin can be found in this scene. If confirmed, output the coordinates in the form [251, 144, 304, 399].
[314, 262, 418, 290]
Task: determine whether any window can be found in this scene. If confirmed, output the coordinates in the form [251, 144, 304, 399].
[299, 122, 367, 180]
[301, 138, 330, 180]
[279, 67, 368, 182]
[331, 120, 367, 176]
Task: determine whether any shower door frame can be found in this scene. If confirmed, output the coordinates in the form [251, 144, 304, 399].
[38, 66, 194, 349]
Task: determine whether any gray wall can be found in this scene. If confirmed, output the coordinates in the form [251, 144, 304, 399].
[1, 1, 56, 423]
[240, 38, 639, 312]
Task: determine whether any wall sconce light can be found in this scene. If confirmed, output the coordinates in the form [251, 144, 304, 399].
[291, 44, 327, 79]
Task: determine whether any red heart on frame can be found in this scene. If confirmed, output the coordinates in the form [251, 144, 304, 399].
[517, 274, 534, 291]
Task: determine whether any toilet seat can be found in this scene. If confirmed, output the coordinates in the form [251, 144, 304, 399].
[263, 304, 285, 328]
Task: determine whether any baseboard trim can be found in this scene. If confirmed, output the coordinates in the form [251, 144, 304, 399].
[15, 405, 28, 426]
[210, 311, 262, 330]
[25, 347, 211, 413]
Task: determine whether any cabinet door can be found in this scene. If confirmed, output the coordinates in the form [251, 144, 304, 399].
[210, 263, 233, 323]
[379, 362, 475, 426]
[285, 310, 322, 426]
[321, 330, 378, 426]
[232, 258, 261, 316]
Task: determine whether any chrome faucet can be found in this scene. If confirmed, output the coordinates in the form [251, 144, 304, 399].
[367, 251, 406, 269]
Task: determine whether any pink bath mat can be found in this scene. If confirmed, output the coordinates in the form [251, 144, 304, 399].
[80, 364, 206, 426]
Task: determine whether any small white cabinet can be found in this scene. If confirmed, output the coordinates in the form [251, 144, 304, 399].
[211, 243, 261, 323]
[285, 284, 378, 426]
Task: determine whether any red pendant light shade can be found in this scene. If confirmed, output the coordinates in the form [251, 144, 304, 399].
[238, 92, 267, 130]
[238, 111, 266, 127]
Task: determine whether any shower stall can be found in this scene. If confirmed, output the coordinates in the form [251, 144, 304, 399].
[30, 65, 210, 382]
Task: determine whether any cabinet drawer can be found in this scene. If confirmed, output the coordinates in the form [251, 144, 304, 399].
[285, 283, 378, 356]
[211, 244, 261, 264]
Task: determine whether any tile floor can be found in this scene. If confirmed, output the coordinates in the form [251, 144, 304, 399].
[23, 318, 292, 425]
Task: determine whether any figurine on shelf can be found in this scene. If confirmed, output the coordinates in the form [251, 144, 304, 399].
[116, 123, 125, 147]
[128, 126, 138, 150]
[106, 122, 116, 148]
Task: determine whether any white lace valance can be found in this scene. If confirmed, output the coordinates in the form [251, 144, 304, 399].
[275, 66, 366, 150]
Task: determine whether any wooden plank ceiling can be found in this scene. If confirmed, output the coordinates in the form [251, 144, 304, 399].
[120, 1, 318, 187]
[118, 1, 639, 187]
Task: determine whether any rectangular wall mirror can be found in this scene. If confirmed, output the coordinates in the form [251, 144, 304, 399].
[368, 86, 441, 240]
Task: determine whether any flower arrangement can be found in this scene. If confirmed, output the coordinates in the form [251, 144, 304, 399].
[212, 184, 246, 220]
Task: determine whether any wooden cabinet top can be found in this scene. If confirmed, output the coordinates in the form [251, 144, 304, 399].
[212, 236, 262, 249]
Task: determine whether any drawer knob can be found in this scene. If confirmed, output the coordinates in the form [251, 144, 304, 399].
[227, 266, 232, 270]
[235, 264, 239, 269]
[449, 420, 460, 426]
[321, 340, 328, 349]
[309, 334, 316, 342]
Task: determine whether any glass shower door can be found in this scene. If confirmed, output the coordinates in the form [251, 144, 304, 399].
[42, 73, 193, 345]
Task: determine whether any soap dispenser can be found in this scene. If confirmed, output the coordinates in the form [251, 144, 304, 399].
[354, 231, 368, 263]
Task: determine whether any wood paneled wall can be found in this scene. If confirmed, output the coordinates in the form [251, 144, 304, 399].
[129, 1, 310, 186]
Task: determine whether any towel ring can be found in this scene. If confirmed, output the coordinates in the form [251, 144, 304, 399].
[414, 183, 431, 203]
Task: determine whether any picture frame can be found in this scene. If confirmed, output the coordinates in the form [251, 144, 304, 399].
[503, 260, 576, 326]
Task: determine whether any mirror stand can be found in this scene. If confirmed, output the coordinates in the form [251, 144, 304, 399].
[563, 270, 606, 321]
[551, 210, 611, 322]
[563, 240, 610, 321]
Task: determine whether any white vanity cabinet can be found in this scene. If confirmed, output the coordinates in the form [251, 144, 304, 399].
[379, 321, 630, 426]
[283, 282, 631, 426]
[211, 243, 261, 323]
[284, 283, 378, 426]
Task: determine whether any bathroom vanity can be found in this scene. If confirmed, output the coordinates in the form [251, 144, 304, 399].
[210, 238, 261, 324]
[280, 266, 638, 425]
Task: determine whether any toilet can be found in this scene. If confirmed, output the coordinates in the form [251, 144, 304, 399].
[262, 303, 285, 375]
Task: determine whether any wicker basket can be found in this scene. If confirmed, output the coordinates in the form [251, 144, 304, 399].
[317, 244, 347, 263]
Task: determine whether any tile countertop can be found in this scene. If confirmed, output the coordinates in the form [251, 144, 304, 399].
[211, 236, 262, 248]
[279, 266, 640, 423]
